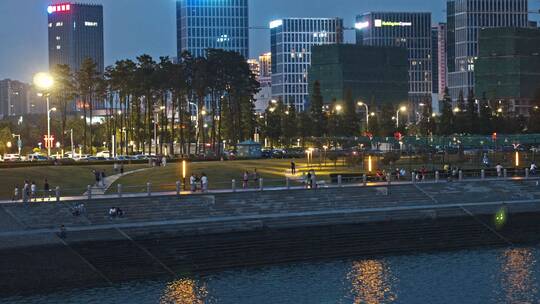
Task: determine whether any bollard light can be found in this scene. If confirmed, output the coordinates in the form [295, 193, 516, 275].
[515, 151, 520, 167]
[368, 156, 373, 172]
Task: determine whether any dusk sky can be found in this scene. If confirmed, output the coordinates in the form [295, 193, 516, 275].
[1, 0, 538, 82]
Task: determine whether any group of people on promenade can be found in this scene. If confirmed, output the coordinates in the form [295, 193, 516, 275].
[13, 179, 52, 202]
[242, 169, 260, 189]
[92, 170, 107, 188]
[189, 173, 209, 192]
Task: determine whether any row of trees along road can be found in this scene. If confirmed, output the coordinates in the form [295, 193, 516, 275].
[260, 81, 540, 147]
[48, 49, 259, 156]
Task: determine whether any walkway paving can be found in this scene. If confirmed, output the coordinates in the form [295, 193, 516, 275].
[83, 168, 150, 196]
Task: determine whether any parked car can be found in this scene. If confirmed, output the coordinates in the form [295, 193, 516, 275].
[3, 154, 21, 162]
[96, 151, 111, 158]
[27, 154, 49, 162]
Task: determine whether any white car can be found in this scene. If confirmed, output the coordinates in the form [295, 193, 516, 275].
[3, 154, 22, 162]
[96, 151, 111, 158]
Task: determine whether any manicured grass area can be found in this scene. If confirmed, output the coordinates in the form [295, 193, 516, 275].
[109, 159, 363, 194]
[0, 164, 149, 200]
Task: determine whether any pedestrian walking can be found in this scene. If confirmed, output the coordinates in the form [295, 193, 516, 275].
[201, 173, 208, 192]
[243, 171, 249, 189]
[43, 179, 50, 202]
[22, 180, 29, 203]
[120, 163, 124, 175]
[12, 186, 19, 202]
[530, 162, 537, 176]
[306, 171, 312, 189]
[496, 163, 503, 177]
[190, 173, 197, 192]
[291, 161, 296, 175]
[113, 162, 118, 174]
[310, 170, 317, 189]
[30, 181, 37, 202]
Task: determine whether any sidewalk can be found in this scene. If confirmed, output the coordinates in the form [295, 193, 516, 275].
[83, 168, 150, 196]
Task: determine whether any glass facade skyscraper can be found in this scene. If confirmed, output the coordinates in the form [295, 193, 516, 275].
[176, 0, 249, 58]
[446, 0, 528, 100]
[355, 12, 432, 110]
[270, 18, 343, 111]
[47, 3, 104, 73]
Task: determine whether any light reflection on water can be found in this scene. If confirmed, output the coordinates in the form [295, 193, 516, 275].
[501, 248, 538, 303]
[348, 260, 396, 304]
[160, 279, 208, 304]
[4, 246, 540, 304]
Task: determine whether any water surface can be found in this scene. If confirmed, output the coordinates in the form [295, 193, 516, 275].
[5, 246, 540, 303]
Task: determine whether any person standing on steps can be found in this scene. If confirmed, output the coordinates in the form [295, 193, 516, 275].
[22, 180, 29, 203]
[496, 163, 503, 178]
[243, 171, 249, 189]
[30, 181, 37, 202]
[291, 161, 296, 175]
[12, 186, 19, 202]
[190, 173, 197, 192]
[201, 173, 208, 192]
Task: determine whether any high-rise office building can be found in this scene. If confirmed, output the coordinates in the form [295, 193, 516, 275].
[476, 27, 540, 117]
[446, 0, 528, 100]
[176, 0, 249, 58]
[0, 79, 29, 119]
[253, 53, 272, 113]
[355, 12, 432, 111]
[270, 18, 343, 110]
[432, 27, 439, 95]
[47, 2, 104, 73]
[436, 23, 447, 98]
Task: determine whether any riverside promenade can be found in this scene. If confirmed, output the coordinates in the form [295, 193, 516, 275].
[2, 177, 540, 295]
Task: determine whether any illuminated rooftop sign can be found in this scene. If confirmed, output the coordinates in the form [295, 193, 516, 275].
[47, 3, 71, 14]
[269, 20, 283, 29]
[354, 21, 369, 30]
[374, 19, 412, 27]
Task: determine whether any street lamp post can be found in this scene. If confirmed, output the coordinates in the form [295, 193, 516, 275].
[12, 134, 21, 156]
[357, 102, 369, 132]
[33, 72, 55, 157]
[396, 106, 407, 128]
[47, 106, 57, 156]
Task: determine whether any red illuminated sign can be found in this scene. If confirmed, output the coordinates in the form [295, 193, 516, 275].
[47, 3, 71, 14]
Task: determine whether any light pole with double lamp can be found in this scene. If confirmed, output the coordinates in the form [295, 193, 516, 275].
[33, 72, 55, 156]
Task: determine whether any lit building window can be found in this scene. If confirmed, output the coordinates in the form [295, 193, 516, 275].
[56, 45, 61, 50]
[84, 21, 99, 27]
[56, 22, 63, 27]
[56, 36, 61, 41]
[48, 23, 53, 28]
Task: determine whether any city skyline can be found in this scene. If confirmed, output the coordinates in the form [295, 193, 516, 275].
[0, 0, 450, 82]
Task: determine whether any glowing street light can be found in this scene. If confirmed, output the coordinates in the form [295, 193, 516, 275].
[396, 106, 407, 128]
[357, 101, 370, 131]
[335, 104, 343, 113]
[34, 72, 55, 156]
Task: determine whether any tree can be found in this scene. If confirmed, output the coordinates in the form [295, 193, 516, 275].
[281, 104, 298, 147]
[50, 64, 75, 150]
[343, 88, 359, 137]
[466, 89, 478, 134]
[438, 87, 454, 135]
[478, 92, 493, 134]
[75, 58, 100, 153]
[455, 90, 466, 133]
[310, 81, 326, 137]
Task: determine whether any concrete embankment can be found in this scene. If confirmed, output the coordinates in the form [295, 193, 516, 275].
[1, 180, 540, 295]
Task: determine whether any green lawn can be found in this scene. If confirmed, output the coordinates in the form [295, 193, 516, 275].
[108, 159, 363, 194]
[0, 164, 149, 200]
